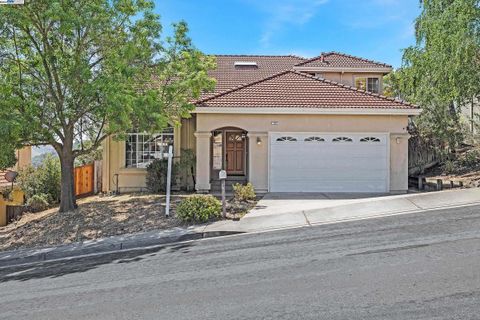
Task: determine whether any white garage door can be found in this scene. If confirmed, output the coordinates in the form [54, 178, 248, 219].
[269, 133, 389, 192]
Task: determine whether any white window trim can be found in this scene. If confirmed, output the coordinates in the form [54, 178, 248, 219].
[354, 76, 380, 94]
[125, 129, 174, 169]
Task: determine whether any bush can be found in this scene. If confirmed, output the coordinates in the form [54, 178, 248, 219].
[146, 159, 178, 193]
[461, 149, 480, 167]
[17, 154, 61, 204]
[26, 194, 50, 212]
[233, 183, 256, 202]
[176, 195, 221, 223]
[444, 160, 456, 174]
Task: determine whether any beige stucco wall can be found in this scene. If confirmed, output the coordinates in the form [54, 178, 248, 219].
[101, 118, 196, 193]
[195, 113, 410, 193]
[320, 72, 385, 93]
[15, 147, 32, 170]
[102, 113, 411, 194]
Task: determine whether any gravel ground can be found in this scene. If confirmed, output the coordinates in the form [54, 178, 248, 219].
[0, 193, 193, 252]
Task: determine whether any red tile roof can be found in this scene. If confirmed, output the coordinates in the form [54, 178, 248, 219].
[196, 70, 417, 109]
[295, 52, 392, 69]
[204, 55, 306, 97]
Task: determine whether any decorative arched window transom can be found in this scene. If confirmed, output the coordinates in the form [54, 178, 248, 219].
[304, 136, 325, 142]
[276, 136, 297, 142]
[332, 137, 353, 142]
[360, 137, 381, 142]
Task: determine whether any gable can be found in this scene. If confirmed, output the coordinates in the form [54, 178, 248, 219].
[295, 52, 392, 70]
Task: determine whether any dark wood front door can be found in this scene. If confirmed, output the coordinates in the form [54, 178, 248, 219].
[225, 132, 245, 175]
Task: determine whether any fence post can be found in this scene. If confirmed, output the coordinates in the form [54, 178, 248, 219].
[219, 170, 227, 219]
[418, 176, 424, 190]
[165, 145, 173, 217]
[436, 179, 443, 191]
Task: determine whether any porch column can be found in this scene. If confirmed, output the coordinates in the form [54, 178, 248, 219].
[247, 132, 269, 193]
[194, 131, 212, 193]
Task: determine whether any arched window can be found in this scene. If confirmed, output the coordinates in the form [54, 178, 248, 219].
[360, 137, 381, 142]
[332, 136, 353, 142]
[276, 136, 297, 142]
[304, 136, 325, 142]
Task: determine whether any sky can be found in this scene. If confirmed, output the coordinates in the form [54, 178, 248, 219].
[155, 0, 421, 68]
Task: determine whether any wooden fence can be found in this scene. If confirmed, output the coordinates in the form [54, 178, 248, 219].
[408, 135, 443, 176]
[74, 163, 94, 197]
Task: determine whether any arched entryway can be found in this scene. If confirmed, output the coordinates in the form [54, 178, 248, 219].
[211, 127, 248, 177]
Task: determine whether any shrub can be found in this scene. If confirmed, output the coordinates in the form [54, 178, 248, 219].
[462, 149, 480, 167]
[233, 183, 256, 202]
[146, 159, 178, 193]
[176, 195, 221, 223]
[177, 149, 196, 190]
[444, 160, 456, 174]
[26, 194, 50, 212]
[17, 154, 61, 204]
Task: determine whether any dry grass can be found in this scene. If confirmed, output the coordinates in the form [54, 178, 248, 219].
[424, 147, 480, 188]
[0, 193, 193, 252]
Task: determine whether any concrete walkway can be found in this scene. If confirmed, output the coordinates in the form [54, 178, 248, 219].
[202, 188, 480, 233]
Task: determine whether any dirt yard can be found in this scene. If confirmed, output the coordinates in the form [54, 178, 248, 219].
[0, 193, 193, 252]
[422, 147, 480, 188]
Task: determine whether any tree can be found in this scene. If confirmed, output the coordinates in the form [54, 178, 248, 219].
[0, 0, 216, 212]
[395, 0, 480, 148]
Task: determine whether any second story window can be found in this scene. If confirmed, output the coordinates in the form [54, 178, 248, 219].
[355, 77, 380, 94]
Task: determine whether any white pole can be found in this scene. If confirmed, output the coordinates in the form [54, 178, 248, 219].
[165, 145, 173, 217]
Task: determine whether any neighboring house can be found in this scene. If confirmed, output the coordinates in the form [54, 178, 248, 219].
[0, 147, 32, 189]
[102, 52, 420, 194]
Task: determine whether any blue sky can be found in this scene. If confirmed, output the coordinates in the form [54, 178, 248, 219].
[155, 0, 421, 68]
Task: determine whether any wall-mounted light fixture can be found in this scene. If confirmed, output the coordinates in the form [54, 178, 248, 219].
[271, 121, 279, 125]
[257, 136, 262, 145]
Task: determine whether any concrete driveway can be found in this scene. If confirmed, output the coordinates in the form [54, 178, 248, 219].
[249, 192, 391, 218]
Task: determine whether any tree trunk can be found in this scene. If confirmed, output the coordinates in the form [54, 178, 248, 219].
[58, 148, 77, 212]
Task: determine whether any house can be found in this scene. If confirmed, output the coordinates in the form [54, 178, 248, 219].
[0, 147, 31, 226]
[101, 52, 420, 194]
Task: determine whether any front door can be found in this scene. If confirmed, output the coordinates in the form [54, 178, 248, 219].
[225, 132, 245, 175]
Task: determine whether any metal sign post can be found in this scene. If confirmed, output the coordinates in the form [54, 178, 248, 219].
[165, 145, 173, 217]
[219, 170, 227, 218]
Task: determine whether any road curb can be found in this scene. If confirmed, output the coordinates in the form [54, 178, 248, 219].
[0, 228, 244, 268]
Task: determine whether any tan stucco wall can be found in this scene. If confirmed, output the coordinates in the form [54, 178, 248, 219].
[15, 147, 31, 169]
[101, 118, 196, 193]
[321, 72, 385, 93]
[195, 113, 410, 193]
[102, 113, 411, 194]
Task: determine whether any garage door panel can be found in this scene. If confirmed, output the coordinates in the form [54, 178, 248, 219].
[270, 133, 389, 193]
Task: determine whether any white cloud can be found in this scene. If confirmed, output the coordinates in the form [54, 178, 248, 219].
[244, 0, 329, 47]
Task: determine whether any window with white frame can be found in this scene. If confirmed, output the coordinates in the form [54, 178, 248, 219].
[332, 136, 353, 142]
[304, 136, 325, 142]
[125, 127, 174, 168]
[354, 77, 380, 94]
[276, 136, 297, 142]
[360, 136, 381, 142]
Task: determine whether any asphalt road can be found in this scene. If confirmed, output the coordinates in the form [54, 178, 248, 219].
[1, 205, 480, 320]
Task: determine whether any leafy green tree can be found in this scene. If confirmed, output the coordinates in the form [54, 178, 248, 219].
[396, 0, 480, 148]
[0, 0, 215, 212]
